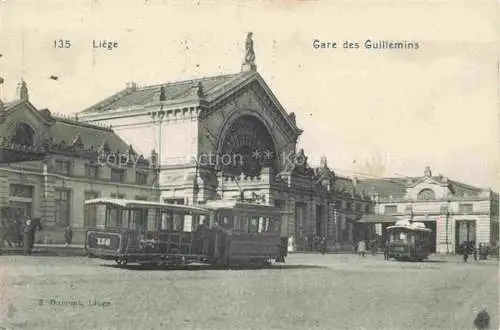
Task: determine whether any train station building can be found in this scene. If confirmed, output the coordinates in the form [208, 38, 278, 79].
[78, 34, 374, 252]
[2, 34, 497, 252]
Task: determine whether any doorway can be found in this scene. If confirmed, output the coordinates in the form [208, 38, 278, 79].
[455, 220, 476, 253]
[422, 221, 437, 253]
[9, 202, 32, 221]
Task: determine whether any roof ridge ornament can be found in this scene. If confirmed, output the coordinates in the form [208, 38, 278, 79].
[241, 32, 257, 72]
[72, 133, 83, 147]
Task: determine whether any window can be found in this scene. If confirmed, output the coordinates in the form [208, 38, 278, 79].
[84, 191, 99, 227]
[11, 123, 35, 146]
[55, 189, 71, 227]
[55, 160, 71, 176]
[135, 172, 148, 185]
[110, 193, 125, 199]
[164, 198, 184, 205]
[110, 169, 125, 183]
[417, 189, 436, 201]
[9, 184, 33, 198]
[84, 164, 99, 180]
[384, 205, 397, 214]
[135, 196, 148, 201]
[459, 204, 473, 214]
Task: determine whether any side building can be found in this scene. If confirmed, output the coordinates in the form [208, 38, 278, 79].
[356, 166, 499, 254]
[0, 81, 158, 244]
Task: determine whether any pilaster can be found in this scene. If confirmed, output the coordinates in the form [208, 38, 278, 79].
[40, 173, 56, 227]
[0, 169, 9, 209]
[327, 202, 336, 239]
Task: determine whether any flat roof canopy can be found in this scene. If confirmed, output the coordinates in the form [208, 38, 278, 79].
[0, 147, 47, 164]
[357, 214, 398, 224]
[84, 198, 210, 214]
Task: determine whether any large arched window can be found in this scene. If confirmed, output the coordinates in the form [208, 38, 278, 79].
[11, 123, 35, 146]
[417, 188, 436, 201]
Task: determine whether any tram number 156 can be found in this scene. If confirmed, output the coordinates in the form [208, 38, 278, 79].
[96, 237, 111, 246]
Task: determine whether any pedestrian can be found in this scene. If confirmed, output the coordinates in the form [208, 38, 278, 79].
[23, 218, 34, 256]
[384, 240, 390, 260]
[462, 241, 469, 263]
[473, 242, 478, 261]
[320, 237, 327, 255]
[64, 225, 73, 247]
[358, 240, 366, 257]
[370, 240, 377, 256]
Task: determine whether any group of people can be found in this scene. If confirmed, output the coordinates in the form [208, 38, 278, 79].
[354, 239, 391, 259]
[0, 217, 42, 255]
[459, 241, 492, 262]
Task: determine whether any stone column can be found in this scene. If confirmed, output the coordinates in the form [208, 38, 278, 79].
[287, 196, 296, 252]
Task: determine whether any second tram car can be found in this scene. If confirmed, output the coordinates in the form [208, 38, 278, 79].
[84, 198, 287, 268]
[387, 220, 433, 261]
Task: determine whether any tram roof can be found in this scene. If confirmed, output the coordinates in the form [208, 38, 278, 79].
[386, 225, 432, 232]
[202, 199, 280, 212]
[84, 198, 210, 213]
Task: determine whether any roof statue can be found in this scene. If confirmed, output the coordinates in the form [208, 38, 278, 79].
[245, 32, 255, 64]
[195, 81, 204, 97]
[424, 166, 432, 177]
[242, 32, 256, 72]
[16, 79, 29, 101]
[159, 86, 166, 101]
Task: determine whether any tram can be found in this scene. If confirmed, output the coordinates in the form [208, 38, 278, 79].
[84, 198, 288, 268]
[387, 220, 433, 261]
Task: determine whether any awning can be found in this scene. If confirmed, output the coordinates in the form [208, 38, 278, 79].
[357, 214, 398, 224]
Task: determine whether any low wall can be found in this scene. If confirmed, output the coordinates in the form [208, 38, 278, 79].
[35, 227, 86, 245]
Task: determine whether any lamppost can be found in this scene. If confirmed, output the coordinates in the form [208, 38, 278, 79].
[151, 107, 165, 202]
[446, 199, 450, 254]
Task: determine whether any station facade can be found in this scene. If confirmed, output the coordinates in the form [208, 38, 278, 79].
[78, 36, 374, 252]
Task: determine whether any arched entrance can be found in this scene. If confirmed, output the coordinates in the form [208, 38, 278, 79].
[218, 115, 277, 177]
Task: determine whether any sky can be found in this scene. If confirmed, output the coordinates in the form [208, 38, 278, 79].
[0, 0, 498, 189]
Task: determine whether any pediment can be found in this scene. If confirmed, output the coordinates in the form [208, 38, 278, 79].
[203, 72, 303, 142]
[2, 101, 53, 129]
[408, 176, 447, 188]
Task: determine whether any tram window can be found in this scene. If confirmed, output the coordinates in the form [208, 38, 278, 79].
[249, 216, 259, 234]
[220, 214, 233, 229]
[106, 207, 119, 227]
[399, 232, 407, 241]
[131, 209, 147, 232]
[161, 209, 174, 231]
[200, 215, 208, 225]
[173, 211, 184, 231]
[241, 215, 249, 232]
[234, 215, 240, 231]
[268, 216, 279, 233]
